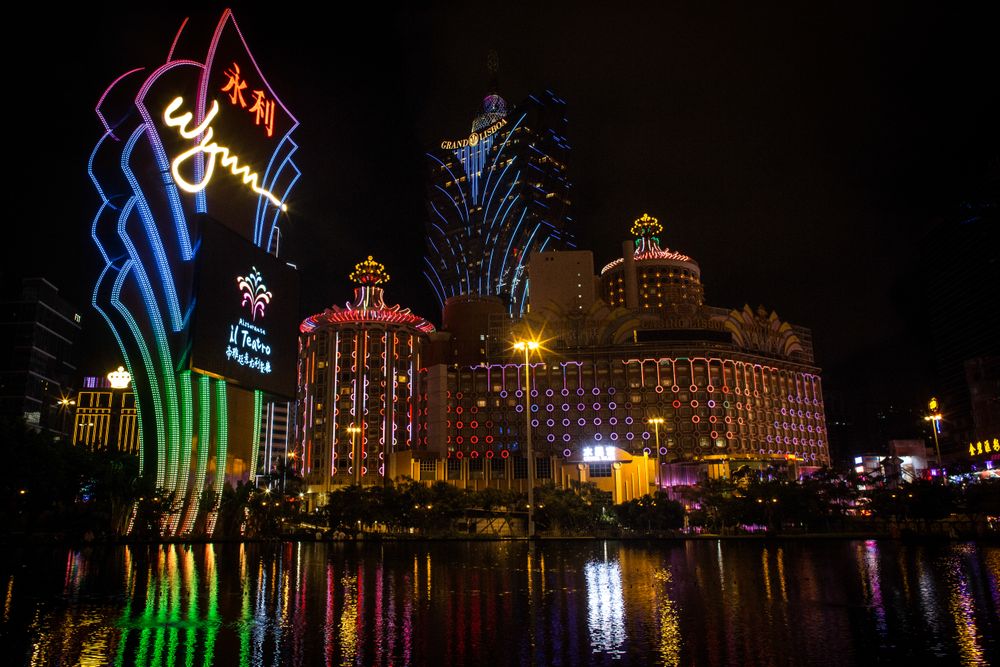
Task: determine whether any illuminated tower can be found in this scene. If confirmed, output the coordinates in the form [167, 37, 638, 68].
[298, 257, 435, 498]
[88, 10, 301, 536]
[600, 213, 705, 315]
[424, 58, 574, 316]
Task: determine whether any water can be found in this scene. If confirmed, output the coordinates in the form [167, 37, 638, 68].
[2, 539, 997, 666]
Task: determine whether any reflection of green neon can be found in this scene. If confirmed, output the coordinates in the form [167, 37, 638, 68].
[204, 546, 219, 665]
[214, 380, 229, 509]
[185, 546, 198, 667]
[167, 548, 180, 665]
[134, 555, 156, 665]
[113, 592, 133, 667]
[152, 550, 168, 665]
[240, 547, 251, 667]
[249, 390, 263, 480]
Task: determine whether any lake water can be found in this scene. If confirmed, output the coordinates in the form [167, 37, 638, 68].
[2, 539, 997, 665]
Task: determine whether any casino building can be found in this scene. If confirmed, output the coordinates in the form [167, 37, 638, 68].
[297, 257, 435, 503]
[414, 214, 829, 502]
[423, 63, 575, 316]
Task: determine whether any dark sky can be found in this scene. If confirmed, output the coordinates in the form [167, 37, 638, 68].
[6, 3, 998, 394]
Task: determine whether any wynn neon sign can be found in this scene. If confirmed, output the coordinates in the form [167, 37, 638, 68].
[163, 96, 287, 210]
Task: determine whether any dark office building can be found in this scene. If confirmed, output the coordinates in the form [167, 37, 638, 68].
[424, 71, 574, 316]
[920, 169, 1000, 450]
[0, 278, 82, 437]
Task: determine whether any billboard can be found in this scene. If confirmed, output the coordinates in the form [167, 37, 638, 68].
[191, 218, 298, 398]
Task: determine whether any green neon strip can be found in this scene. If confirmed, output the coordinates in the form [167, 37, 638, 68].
[176, 371, 193, 533]
[183, 375, 212, 534]
[112, 265, 164, 484]
[249, 390, 263, 481]
[214, 380, 229, 509]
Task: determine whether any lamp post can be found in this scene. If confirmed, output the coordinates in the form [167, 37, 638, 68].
[648, 417, 664, 490]
[924, 397, 943, 480]
[347, 425, 362, 487]
[513, 339, 540, 538]
[58, 397, 76, 442]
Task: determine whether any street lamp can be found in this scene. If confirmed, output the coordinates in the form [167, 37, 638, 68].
[924, 397, 943, 479]
[58, 397, 76, 441]
[347, 425, 362, 487]
[648, 417, 664, 489]
[513, 339, 540, 538]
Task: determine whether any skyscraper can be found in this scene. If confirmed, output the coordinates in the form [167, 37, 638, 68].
[0, 278, 82, 437]
[424, 59, 574, 315]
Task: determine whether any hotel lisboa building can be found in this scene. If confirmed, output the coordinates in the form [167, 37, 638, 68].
[297, 215, 828, 505]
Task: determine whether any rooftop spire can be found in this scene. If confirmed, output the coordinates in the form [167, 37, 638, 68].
[487, 49, 500, 94]
[472, 51, 507, 132]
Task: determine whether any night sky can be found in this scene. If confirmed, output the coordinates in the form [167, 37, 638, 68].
[6, 4, 998, 430]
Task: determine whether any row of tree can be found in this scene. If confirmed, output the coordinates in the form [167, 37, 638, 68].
[4, 418, 998, 540]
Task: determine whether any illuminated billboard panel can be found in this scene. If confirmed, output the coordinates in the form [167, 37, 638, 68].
[191, 218, 298, 398]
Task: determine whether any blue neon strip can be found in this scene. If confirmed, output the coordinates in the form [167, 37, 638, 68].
[427, 154, 470, 223]
[122, 127, 184, 332]
[481, 113, 526, 206]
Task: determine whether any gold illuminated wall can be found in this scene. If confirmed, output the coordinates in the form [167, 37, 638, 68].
[72, 390, 139, 454]
[603, 264, 705, 311]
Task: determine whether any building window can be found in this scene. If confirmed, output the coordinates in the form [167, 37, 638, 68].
[589, 462, 612, 478]
[536, 457, 552, 479]
[447, 458, 462, 480]
[513, 457, 528, 479]
[469, 457, 484, 478]
[491, 458, 506, 478]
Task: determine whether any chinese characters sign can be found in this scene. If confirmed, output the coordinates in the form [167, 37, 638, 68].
[967, 437, 999, 458]
[582, 446, 617, 462]
[222, 62, 276, 137]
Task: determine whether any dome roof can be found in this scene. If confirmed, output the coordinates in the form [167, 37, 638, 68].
[600, 213, 699, 275]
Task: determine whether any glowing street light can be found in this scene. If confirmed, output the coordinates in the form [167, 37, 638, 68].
[513, 339, 541, 538]
[924, 397, 943, 479]
[648, 417, 665, 489]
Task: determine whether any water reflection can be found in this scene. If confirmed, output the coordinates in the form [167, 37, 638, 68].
[584, 555, 626, 657]
[2, 540, 997, 666]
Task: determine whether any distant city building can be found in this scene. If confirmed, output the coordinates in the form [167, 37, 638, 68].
[527, 250, 597, 314]
[966, 356, 1000, 440]
[424, 59, 574, 316]
[0, 278, 82, 437]
[919, 172, 1000, 449]
[257, 400, 293, 482]
[71, 368, 139, 454]
[297, 257, 435, 502]
[418, 214, 829, 502]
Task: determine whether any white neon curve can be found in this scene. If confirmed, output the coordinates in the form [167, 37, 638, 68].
[163, 97, 287, 211]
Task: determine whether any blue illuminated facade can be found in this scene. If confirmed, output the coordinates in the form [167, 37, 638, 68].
[88, 10, 300, 536]
[424, 90, 574, 315]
